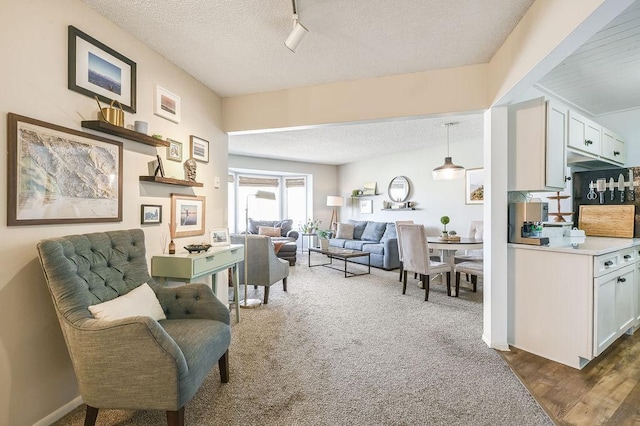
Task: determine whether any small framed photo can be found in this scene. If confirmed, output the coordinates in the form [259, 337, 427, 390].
[171, 193, 206, 237]
[67, 25, 137, 113]
[210, 228, 230, 247]
[154, 85, 181, 123]
[140, 204, 162, 225]
[155, 154, 165, 177]
[190, 135, 209, 163]
[360, 199, 373, 214]
[465, 168, 484, 205]
[166, 139, 182, 162]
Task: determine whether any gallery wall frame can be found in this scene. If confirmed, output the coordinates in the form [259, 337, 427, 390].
[465, 167, 484, 205]
[167, 139, 183, 162]
[360, 199, 373, 214]
[140, 204, 162, 225]
[190, 135, 209, 163]
[155, 85, 181, 123]
[7, 113, 123, 226]
[210, 228, 230, 246]
[170, 193, 206, 237]
[68, 25, 137, 113]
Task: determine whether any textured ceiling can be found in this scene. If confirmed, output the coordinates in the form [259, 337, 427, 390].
[82, 0, 534, 164]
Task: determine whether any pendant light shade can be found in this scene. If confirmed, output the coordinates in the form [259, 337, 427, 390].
[432, 122, 465, 180]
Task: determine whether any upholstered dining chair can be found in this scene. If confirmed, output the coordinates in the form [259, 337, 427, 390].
[37, 229, 231, 426]
[397, 224, 451, 301]
[455, 261, 483, 293]
[454, 220, 484, 288]
[395, 220, 414, 282]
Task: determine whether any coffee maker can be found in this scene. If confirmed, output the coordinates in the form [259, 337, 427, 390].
[508, 202, 550, 245]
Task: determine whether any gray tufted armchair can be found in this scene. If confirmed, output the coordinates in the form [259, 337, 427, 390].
[36, 229, 231, 426]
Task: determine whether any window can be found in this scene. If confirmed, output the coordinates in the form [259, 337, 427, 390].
[229, 172, 309, 233]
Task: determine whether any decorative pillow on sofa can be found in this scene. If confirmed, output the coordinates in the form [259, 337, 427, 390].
[336, 223, 355, 239]
[381, 223, 397, 240]
[348, 220, 368, 240]
[361, 221, 387, 242]
[88, 283, 166, 321]
[258, 226, 282, 237]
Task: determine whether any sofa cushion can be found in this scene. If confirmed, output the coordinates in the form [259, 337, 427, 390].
[329, 238, 347, 248]
[336, 223, 355, 239]
[348, 220, 368, 240]
[344, 240, 376, 250]
[362, 244, 385, 255]
[258, 226, 281, 237]
[361, 221, 387, 242]
[381, 223, 397, 241]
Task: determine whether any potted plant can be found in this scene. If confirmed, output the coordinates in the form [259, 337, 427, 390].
[316, 229, 331, 250]
[440, 216, 450, 238]
[300, 218, 321, 234]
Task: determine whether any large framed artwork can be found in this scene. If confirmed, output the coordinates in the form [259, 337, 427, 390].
[7, 113, 123, 226]
[67, 25, 137, 113]
[170, 193, 206, 237]
[465, 168, 484, 204]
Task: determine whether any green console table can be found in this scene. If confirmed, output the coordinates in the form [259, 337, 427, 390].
[151, 244, 244, 322]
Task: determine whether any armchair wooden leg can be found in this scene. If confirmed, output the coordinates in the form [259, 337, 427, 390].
[84, 405, 98, 426]
[446, 272, 452, 297]
[471, 275, 478, 292]
[399, 262, 404, 282]
[402, 271, 408, 294]
[283, 277, 288, 292]
[166, 407, 184, 426]
[219, 350, 229, 383]
[454, 271, 460, 297]
[264, 286, 270, 304]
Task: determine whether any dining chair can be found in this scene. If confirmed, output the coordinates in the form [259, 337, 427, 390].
[395, 220, 414, 282]
[397, 224, 451, 301]
[455, 261, 483, 293]
[454, 220, 484, 285]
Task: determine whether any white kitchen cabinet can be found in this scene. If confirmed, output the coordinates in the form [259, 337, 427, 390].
[568, 110, 601, 156]
[508, 97, 568, 192]
[594, 263, 634, 356]
[601, 127, 626, 164]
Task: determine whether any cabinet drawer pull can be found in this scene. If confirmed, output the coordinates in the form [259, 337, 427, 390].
[604, 260, 614, 267]
[624, 254, 632, 260]
[614, 151, 621, 156]
[585, 139, 593, 146]
[618, 277, 627, 283]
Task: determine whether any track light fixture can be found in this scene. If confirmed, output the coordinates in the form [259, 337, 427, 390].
[285, 0, 308, 52]
[432, 122, 465, 180]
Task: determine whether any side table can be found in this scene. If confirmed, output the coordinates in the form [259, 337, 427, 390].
[151, 244, 244, 322]
[301, 233, 317, 253]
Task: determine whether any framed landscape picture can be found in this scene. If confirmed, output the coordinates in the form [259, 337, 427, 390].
[190, 135, 209, 163]
[465, 168, 484, 204]
[140, 204, 162, 225]
[154, 85, 181, 123]
[210, 228, 230, 246]
[7, 113, 123, 225]
[67, 25, 136, 113]
[170, 193, 205, 237]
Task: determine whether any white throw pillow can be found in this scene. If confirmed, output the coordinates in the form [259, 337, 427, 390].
[88, 283, 166, 321]
[336, 223, 355, 239]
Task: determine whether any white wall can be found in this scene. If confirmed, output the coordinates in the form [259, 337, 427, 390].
[0, 1, 226, 425]
[337, 134, 484, 235]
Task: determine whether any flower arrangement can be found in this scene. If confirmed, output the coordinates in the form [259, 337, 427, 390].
[300, 218, 321, 233]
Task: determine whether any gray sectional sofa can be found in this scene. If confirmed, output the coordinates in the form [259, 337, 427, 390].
[329, 220, 400, 270]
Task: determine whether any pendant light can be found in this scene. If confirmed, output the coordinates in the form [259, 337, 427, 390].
[432, 122, 465, 180]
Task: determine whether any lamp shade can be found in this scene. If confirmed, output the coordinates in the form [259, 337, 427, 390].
[432, 158, 465, 180]
[285, 21, 308, 52]
[326, 196, 344, 207]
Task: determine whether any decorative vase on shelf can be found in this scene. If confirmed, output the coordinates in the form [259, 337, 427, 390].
[169, 239, 176, 254]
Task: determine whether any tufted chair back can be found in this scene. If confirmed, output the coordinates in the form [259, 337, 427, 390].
[468, 220, 484, 239]
[38, 229, 153, 325]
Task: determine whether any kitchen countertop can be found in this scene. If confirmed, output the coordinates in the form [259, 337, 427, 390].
[508, 236, 640, 255]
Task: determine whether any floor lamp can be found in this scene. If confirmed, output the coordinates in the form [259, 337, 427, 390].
[241, 190, 276, 309]
[326, 196, 344, 234]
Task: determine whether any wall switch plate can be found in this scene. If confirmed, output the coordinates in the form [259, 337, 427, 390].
[214, 176, 221, 188]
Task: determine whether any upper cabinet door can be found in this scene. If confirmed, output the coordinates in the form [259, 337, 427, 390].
[568, 111, 601, 156]
[601, 128, 626, 165]
[546, 101, 568, 189]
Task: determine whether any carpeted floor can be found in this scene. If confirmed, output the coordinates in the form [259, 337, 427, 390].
[54, 254, 552, 426]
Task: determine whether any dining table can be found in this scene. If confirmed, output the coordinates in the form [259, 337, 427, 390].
[426, 237, 483, 293]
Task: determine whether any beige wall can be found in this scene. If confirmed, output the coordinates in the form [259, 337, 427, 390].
[0, 1, 226, 425]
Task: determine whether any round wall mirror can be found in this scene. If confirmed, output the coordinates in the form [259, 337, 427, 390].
[388, 176, 411, 202]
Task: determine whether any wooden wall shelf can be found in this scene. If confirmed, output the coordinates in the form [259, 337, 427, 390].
[381, 208, 417, 211]
[139, 176, 203, 187]
[82, 120, 170, 147]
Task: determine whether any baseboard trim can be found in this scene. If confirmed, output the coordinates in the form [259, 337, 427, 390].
[482, 333, 510, 351]
[33, 395, 83, 426]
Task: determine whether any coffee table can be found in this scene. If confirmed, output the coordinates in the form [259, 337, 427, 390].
[308, 247, 371, 278]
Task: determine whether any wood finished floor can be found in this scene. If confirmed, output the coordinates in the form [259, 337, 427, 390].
[501, 331, 640, 425]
